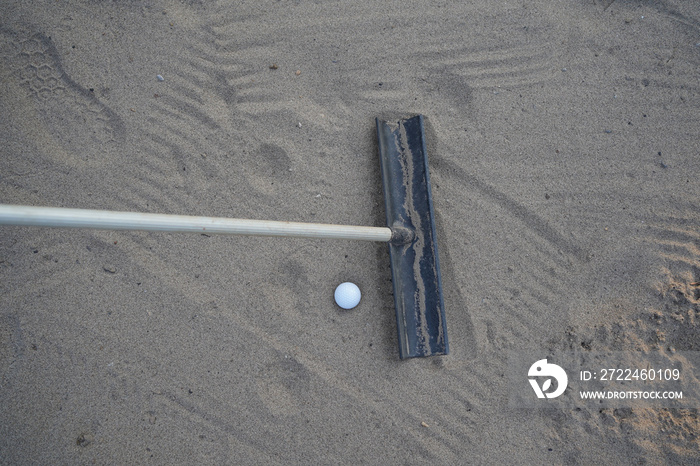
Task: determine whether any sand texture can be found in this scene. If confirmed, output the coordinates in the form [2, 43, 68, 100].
[1, 0, 699, 464]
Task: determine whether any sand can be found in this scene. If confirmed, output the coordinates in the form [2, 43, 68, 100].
[1, 0, 699, 463]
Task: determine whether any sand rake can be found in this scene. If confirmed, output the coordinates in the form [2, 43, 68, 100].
[0, 115, 448, 359]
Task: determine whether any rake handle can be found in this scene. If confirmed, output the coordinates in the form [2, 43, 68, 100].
[0, 205, 393, 242]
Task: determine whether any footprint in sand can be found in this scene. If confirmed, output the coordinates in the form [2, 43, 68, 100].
[0, 26, 125, 161]
[255, 353, 311, 417]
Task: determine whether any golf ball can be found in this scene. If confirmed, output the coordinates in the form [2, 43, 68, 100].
[334, 282, 361, 309]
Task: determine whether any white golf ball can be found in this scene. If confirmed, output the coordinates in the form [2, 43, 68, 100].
[334, 282, 361, 309]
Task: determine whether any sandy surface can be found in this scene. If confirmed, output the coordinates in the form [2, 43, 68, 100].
[1, 0, 699, 464]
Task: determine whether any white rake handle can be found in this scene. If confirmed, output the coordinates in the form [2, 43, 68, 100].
[0, 205, 393, 242]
